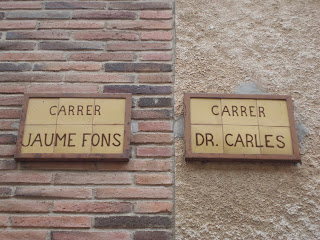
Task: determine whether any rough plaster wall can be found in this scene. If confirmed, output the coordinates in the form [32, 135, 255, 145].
[175, 0, 320, 239]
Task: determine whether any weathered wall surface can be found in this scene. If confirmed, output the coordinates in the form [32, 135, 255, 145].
[175, 0, 319, 239]
[0, 1, 174, 239]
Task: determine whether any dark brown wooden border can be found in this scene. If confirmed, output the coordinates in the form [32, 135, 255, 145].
[15, 93, 132, 162]
[184, 93, 301, 162]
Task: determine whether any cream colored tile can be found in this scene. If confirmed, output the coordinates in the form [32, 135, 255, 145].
[223, 125, 261, 154]
[191, 125, 223, 153]
[259, 126, 293, 155]
[25, 98, 59, 125]
[93, 99, 126, 125]
[21, 125, 56, 153]
[91, 125, 125, 154]
[54, 125, 92, 153]
[221, 99, 258, 126]
[56, 98, 94, 125]
[190, 98, 222, 125]
[257, 100, 290, 127]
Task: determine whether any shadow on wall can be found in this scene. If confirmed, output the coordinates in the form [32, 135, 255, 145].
[175, 82, 309, 148]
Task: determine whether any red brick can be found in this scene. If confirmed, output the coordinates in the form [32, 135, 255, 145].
[0, 172, 51, 184]
[33, 62, 101, 71]
[0, 145, 16, 156]
[73, 10, 136, 20]
[0, 133, 16, 144]
[140, 10, 172, 19]
[140, 52, 172, 61]
[97, 160, 172, 172]
[0, 200, 51, 213]
[0, 2, 42, 9]
[138, 121, 173, 132]
[46, 2, 106, 9]
[39, 21, 104, 29]
[0, 96, 23, 106]
[132, 110, 172, 119]
[54, 172, 131, 185]
[74, 31, 138, 41]
[105, 63, 171, 72]
[0, 84, 26, 93]
[96, 187, 172, 199]
[70, 52, 135, 61]
[134, 201, 173, 213]
[0, 215, 8, 227]
[0, 120, 20, 130]
[21, 161, 96, 171]
[0, 21, 36, 30]
[0, 231, 47, 240]
[137, 146, 173, 157]
[0, 160, 16, 170]
[0, 73, 63, 82]
[15, 187, 92, 199]
[65, 73, 134, 83]
[131, 133, 172, 144]
[0, 52, 66, 61]
[107, 20, 172, 30]
[0, 109, 21, 119]
[28, 84, 98, 93]
[11, 216, 91, 228]
[107, 42, 171, 51]
[0, 187, 12, 198]
[7, 11, 71, 19]
[52, 231, 130, 240]
[110, 2, 172, 10]
[138, 74, 172, 83]
[54, 201, 132, 213]
[141, 31, 172, 41]
[7, 31, 70, 40]
[135, 173, 173, 185]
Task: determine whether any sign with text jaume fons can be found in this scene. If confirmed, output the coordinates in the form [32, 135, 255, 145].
[15, 93, 131, 161]
[184, 94, 300, 162]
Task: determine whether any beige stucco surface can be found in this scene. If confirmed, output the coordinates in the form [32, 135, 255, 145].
[175, 0, 320, 239]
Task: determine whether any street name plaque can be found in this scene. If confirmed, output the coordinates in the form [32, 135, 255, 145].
[15, 93, 131, 161]
[184, 94, 300, 162]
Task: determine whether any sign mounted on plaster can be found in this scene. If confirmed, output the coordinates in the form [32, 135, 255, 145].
[15, 93, 131, 161]
[184, 94, 300, 162]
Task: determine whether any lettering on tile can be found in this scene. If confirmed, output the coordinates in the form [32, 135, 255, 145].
[185, 94, 300, 162]
[15, 94, 131, 161]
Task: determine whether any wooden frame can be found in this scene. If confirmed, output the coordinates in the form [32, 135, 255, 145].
[15, 93, 132, 161]
[184, 93, 301, 162]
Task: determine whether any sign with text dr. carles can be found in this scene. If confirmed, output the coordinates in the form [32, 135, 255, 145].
[184, 94, 300, 162]
[15, 94, 131, 161]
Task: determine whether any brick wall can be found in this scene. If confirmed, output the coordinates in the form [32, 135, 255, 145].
[0, 1, 174, 239]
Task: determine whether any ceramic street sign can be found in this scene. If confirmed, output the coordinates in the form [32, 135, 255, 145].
[184, 94, 300, 162]
[15, 93, 131, 161]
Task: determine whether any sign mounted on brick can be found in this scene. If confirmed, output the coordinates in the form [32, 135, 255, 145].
[15, 93, 131, 161]
[184, 94, 300, 162]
